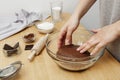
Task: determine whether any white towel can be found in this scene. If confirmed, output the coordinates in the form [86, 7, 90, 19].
[0, 9, 50, 40]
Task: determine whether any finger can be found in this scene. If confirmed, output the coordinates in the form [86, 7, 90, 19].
[79, 40, 99, 53]
[90, 42, 104, 55]
[76, 42, 86, 50]
[65, 28, 73, 45]
[58, 28, 67, 48]
[76, 36, 97, 51]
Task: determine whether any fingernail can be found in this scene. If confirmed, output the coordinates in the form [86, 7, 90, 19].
[80, 50, 84, 53]
[90, 53, 94, 55]
[76, 48, 80, 51]
[66, 40, 70, 45]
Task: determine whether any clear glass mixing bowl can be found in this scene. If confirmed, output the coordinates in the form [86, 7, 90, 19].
[46, 29, 105, 71]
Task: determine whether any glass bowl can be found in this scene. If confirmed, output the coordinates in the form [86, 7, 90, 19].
[3, 42, 21, 57]
[0, 61, 22, 80]
[46, 29, 105, 71]
[23, 33, 35, 43]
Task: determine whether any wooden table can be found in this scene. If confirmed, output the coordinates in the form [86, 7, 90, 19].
[0, 13, 120, 80]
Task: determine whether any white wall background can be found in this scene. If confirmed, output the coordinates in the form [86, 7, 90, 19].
[0, 0, 100, 29]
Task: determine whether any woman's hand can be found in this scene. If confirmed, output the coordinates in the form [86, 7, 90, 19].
[57, 0, 96, 49]
[58, 16, 80, 48]
[77, 21, 120, 55]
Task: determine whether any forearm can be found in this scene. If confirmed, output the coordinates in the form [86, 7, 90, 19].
[72, 0, 96, 20]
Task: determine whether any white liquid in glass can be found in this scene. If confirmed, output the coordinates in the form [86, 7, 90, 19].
[51, 7, 62, 22]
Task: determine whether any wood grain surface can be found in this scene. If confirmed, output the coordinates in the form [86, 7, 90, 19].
[0, 13, 120, 80]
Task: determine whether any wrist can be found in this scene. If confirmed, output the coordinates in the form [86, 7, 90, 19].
[71, 13, 81, 21]
[115, 21, 120, 37]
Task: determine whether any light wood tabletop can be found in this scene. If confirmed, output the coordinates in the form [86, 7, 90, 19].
[0, 13, 120, 80]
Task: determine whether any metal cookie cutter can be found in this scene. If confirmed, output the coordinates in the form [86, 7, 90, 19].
[0, 61, 22, 80]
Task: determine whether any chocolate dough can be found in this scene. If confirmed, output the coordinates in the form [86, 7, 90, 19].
[57, 44, 90, 61]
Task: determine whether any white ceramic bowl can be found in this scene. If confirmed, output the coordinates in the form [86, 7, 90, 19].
[36, 22, 54, 34]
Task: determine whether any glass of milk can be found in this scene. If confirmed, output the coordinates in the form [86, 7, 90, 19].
[50, 1, 63, 23]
